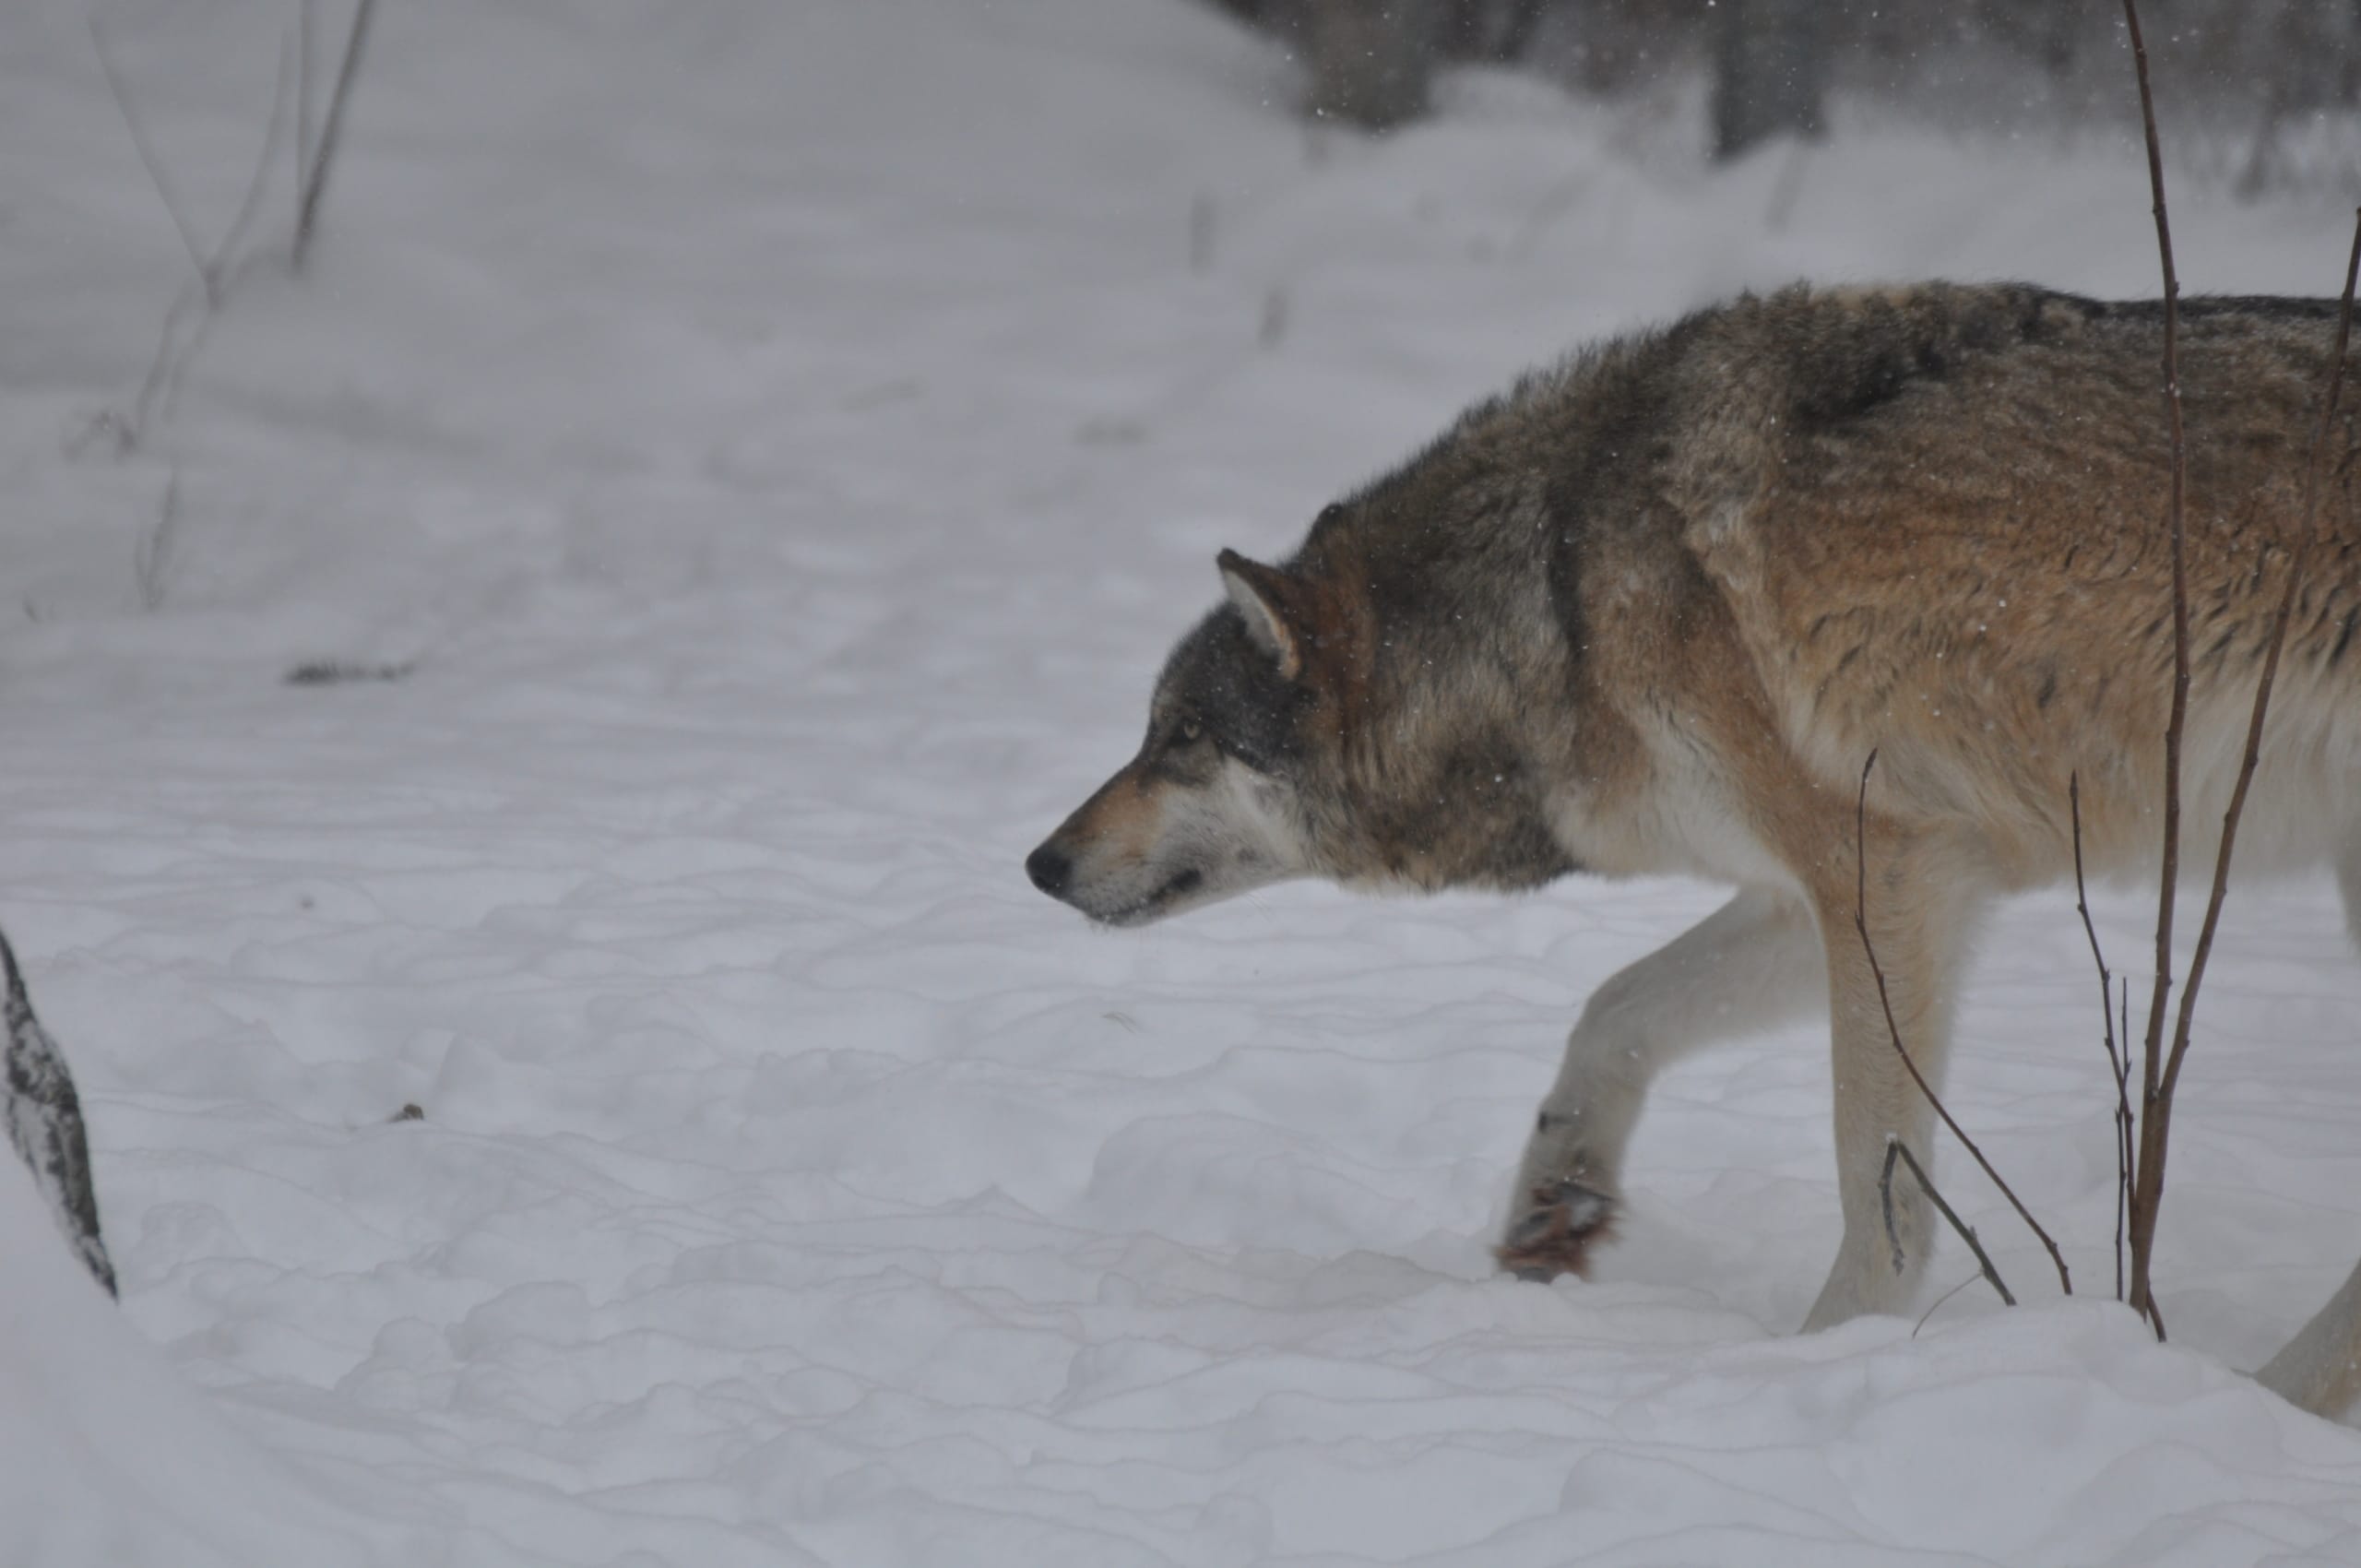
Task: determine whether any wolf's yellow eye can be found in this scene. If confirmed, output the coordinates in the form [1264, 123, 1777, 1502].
[1179, 719, 1203, 742]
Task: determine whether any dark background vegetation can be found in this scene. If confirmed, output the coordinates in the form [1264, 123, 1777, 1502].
[1211, 1, 2361, 196]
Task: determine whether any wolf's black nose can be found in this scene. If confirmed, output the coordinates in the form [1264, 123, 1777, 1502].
[1026, 845, 1073, 898]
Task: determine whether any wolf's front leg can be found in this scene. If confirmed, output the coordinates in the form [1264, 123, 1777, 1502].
[1798, 866, 1973, 1332]
[1501, 888, 1824, 1280]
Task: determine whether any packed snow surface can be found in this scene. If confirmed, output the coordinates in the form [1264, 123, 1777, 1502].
[6, 0, 2361, 1562]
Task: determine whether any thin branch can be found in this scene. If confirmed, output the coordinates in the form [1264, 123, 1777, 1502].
[1857, 753, 2070, 1295]
[294, 0, 379, 270]
[2116, 976, 2132, 1298]
[116, 279, 204, 451]
[134, 468, 183, 612]
[2121, 0, 2191, 1337]
[143, 36, 300, 435]
[151, 255, 273, 433]
[1882, 1138, 2014, 1308]
[2070, 773, 2134, 1301]
[1913, 1270, 1986, 1337]
[91, 17, 217, 306]
[297, 0, 318, 217]
[219, 30, 300, 273]
[112, 30, 297, 453]
[74, 28, 297, 460]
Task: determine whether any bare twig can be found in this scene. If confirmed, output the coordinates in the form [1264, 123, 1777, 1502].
[2070, 773, 2135, 1301]
[2120, 0, 2191, 1337]
[1914, 1270, 1986, 1336]
[133, 279, 214, 443]
[144, 36, 300, 435]
[92, 30, 298, 456]
[1882, 1138, 2014, 1308]
[221, 30, 301, 273]
[297, 0, 318, 214]
[2118, 974, 2132, 1284]
[294, 0, 379, 270]
[134, 468, 182, 612]
[117, 279, 201, 450]
[1857, 752, 2071, 1295]
[91, 17, 217, 305]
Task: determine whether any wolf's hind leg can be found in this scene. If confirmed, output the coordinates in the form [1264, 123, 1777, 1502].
[1500, 888, 1824, 1280]
[2256, 1256, 2361, 1420]
[2264, 835, 2361, 1418]
[2339, 825, 2361, 950]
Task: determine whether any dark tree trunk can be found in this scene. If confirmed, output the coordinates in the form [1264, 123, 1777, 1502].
[1445, 0, 1548, 64]
[1201, 0, 1270, 25]
[1492, 0, 1548, 63]
[1711, 0, 1829, 161]
[1278, 0, 1447, 131]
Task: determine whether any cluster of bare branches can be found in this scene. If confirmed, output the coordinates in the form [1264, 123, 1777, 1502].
[1853, 0, 2361, 1345]
[89, 0, 376, 455]
[295, 0, 379, 273]
[70, 0, 377, 609]
[2111, 0, 2361, 1337]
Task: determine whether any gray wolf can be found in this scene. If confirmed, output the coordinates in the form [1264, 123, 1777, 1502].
[1026, 282, 2361, 1419]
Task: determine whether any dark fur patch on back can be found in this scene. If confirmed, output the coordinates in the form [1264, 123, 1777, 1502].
[1785, 285, 2073, 430]
[2088, 295, 2346, 326]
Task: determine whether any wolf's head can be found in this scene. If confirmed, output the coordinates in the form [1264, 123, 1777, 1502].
[1024, 549, 1348, 925]
[1027, 513, 1579, 926]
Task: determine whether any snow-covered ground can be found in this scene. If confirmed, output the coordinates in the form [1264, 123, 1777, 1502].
[6, 0, 2361, 1562]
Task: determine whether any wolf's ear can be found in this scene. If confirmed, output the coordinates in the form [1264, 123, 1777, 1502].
[1216, 549, 1303, 679]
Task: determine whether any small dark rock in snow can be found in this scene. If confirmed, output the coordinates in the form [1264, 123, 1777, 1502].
[285, 660, 416, 687]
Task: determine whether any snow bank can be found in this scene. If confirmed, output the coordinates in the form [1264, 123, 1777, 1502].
[0, 1160, 430, 1565]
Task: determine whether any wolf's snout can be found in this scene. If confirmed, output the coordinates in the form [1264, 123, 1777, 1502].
[1025, 843, 1074, 899]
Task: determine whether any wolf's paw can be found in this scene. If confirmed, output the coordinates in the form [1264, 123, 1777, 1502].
[1496, 1179, 1616, 1283]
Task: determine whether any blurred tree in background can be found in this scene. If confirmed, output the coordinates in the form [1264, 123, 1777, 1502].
[1210, 0, 1550, 126]
[1205, 0, 2361, 194]
[1709, 0, 1827, 160]
[1276, 0, 1449, 128]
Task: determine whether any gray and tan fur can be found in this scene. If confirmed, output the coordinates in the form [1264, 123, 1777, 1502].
[1026, 282, 2361, 1420]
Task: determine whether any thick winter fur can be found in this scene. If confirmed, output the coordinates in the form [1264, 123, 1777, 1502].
[1027, 282, 2361, 1420]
